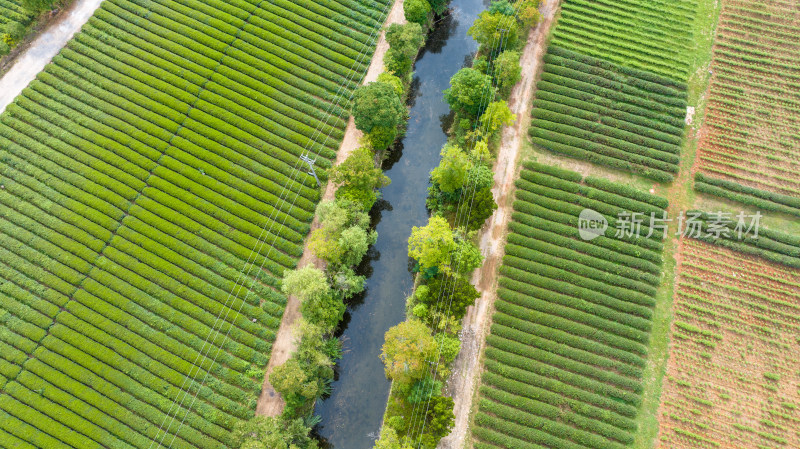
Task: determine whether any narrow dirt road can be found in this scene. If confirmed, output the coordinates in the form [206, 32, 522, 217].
[255, 0, 407, 417]
[438, 2, 560, 448]
[0, 0, 103, 114]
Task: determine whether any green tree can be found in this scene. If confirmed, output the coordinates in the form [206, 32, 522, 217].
[374, 427, 401, 449]
[407, 376, 443, 404]
[385, 22, 425, 76]
[403, 0, 431, 25]
[431, 144, 473, 194]
[459, 186, 497, 231]
[443, 68, 494, 117]
[408, 215, 456, 275]
[426, 275, 480, 320]
[479, 100, 516, 137]
[428, 0, 449, 15]
[489, 0, 514, 15]
[419, 396, 455, 448]
[330, 146, 391, 209]
[468, 10, 520, 50]
[452, 238, 483, 275]
[21, 0, 56, 13]
[309, 199, 375, 267]
[352, 81, 405, 133]
[380, 319, 436, 385]
[270, 358, 321, 409]
[282, 266, 344, 332]
[517, 0, 542, 27]
[232, 416, 318, 449]
[493, 50, 521, 97]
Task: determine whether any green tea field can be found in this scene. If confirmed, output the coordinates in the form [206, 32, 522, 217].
[529, 0, 696, 181]
[0, 0, 389, 447]
[471, 161, 668, 449]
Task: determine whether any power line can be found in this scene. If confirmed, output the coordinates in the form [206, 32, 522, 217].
[145, 1, 395, 447]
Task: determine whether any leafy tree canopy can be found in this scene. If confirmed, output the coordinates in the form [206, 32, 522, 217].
[431, 144, 473, 194]
[330, 146, 391, 209]
[493, 50, 521, 97]
[408, 215, 456, 275]
[352, 81, 405, 133]
[468, 10, 520, 50]
[380, 319, 436, 385]
[443, 68, 495, 117]
[480, 100, 516, 137]
[404, 0, 431, 25]
[232, 416, 318, 449]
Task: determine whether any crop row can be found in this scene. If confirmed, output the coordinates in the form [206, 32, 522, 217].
[0, 0, 391, 447]
[551, 0, 697, 80]
[531, 46, 688, 182]
[694, 0, 800, 212]
[472, 163, 667, 449]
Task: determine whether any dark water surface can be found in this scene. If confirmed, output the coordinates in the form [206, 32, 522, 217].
[313, 1, 485, 447]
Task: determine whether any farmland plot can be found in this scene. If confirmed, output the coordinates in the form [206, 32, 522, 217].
[530, 46, 688, 182]
[0, 0, 389, 447]
[658, 238, 800, 449]
[529, 0, 696, 181]
[551, 0, 697, 81]
[695, 0, 800, 215]
[471, 161, 668, 449]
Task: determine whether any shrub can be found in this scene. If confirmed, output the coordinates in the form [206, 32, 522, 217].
[404, 0, 431, 25]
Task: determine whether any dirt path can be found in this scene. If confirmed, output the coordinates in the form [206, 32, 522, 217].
[255, 0, 407, 417]
[0, 0, 103, 114]
[438, 2, 560, 448]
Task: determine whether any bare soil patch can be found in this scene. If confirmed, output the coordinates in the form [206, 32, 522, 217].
[656, 239, 800, 449]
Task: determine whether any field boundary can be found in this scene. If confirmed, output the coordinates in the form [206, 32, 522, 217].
[439, 2, 561, 447]
[254, 0, 407, 417]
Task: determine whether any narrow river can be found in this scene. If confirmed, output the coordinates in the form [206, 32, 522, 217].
[313, 0, 485, 447]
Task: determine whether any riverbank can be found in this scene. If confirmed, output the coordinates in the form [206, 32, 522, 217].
[255, 0, 407, 418]
[439, 1, 560, 447]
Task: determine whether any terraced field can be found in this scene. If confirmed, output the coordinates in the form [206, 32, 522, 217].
[695, 0, 800, 215]
[529, 0, 696, 181]
[471, 162, 668, 449]
[658, 238, 800, 449]
[0, 0, 389, 447]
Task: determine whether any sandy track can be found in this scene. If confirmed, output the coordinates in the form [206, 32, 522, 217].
[437, 2, 560, 448]
[255, 0, 407, 417]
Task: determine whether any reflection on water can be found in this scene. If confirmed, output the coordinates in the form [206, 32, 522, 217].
[312, 1, 486, 447]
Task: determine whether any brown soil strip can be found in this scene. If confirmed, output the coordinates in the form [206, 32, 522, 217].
[255, 0, 407, 417]
[437, 2, 560, 448]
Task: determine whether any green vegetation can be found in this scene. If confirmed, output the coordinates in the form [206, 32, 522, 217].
[0, 0, 38, 56]
[660, 238, 800, 448]
[695, 173, 800, 218]
[378, 2, 541, 448]
[0, 0, 391, 447]
[528, 0, 700, 182]
[687, 210, 800, 269]
[530, 46, 688, 182]
[551, 0, 698, 81]
[471, 161, 668, 449]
